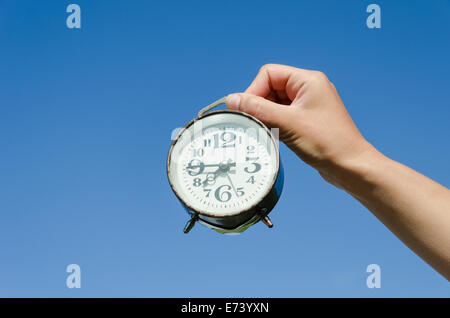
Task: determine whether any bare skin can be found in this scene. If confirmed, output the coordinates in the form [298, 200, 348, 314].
[226, 64, 450, 280]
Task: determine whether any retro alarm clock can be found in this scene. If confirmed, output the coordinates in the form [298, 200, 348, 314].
[167, 97, 284, 234]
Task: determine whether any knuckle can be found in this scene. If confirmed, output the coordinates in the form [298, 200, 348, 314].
[258, 63, 276, 74]
[308, 70, 330, 86]
[248, 96, 264, 118]
[258, 64, 270, 74]
[312, 70, 328, 81]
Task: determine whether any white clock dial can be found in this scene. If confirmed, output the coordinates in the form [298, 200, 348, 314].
[168, 112, 278, 217]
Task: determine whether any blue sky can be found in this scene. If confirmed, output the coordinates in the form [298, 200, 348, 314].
[0, 0, 449, 297]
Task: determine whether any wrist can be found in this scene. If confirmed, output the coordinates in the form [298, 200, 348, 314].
[320, 141, 387, 196]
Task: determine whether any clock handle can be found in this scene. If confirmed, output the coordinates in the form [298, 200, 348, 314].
[198, 96, 227, 117]
[183, 213, 199, 234]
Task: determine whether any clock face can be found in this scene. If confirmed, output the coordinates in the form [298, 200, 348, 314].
[168, 111, 279, 217]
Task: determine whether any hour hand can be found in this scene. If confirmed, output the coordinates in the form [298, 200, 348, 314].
[206, 161, 236, 177]
[201, 163, 236, 187]
[202, 172, 218, 187]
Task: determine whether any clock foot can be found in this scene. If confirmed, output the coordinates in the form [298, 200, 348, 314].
[183, 214, 198, 234]
[260, 215, 273, 228]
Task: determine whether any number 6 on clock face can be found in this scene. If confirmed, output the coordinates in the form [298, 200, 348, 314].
[167, 107, 284, 235]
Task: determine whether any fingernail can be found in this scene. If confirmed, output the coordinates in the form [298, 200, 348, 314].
[226, 94, 241, 110]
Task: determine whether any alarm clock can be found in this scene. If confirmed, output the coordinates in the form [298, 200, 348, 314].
[167, 97, 284, 234]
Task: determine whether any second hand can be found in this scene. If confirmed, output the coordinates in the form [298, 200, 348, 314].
[226, 172, 239, 197]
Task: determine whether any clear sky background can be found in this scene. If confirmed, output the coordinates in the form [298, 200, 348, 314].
[0, 0, 449, 297]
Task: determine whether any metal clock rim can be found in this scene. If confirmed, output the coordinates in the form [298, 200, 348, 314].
[166, 109, 281, 219]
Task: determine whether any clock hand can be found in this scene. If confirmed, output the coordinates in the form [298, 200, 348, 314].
[202, 170, 219, 187]
[200, 161, 236, 177]
[225, 172, 239, 197]
[200, 161, 238, 187]
[201, 166, 228, 187]
[202, 162, 236, 168]
[190, 162, 236, 172]
[201, 164, 226, 187]
[199, 169, 236, 176]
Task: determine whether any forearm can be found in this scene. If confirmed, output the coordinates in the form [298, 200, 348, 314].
[330, 145, 450, 280]
[230, 63, 450, 278]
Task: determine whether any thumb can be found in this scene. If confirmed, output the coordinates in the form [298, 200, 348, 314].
[225, 93, 290, 129]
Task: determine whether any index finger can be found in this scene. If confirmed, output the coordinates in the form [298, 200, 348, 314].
[245, 64, 312, 101]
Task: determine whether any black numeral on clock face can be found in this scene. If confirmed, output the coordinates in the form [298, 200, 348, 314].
[186, 159, 204, 176]
[193, 178, 201, 187]
[191, 148, 204, 157]
[204, 132, 237, 148]
[203, 189, 211, 197]
[214, 184, 232, 202]
[245, 145, 261, 173]
[244, 162, 261, 173]
[220, 132, 236, 148]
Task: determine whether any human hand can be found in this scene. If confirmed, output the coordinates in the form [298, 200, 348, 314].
[225, 64, 450, 280]
[226, 64, 374, 187]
